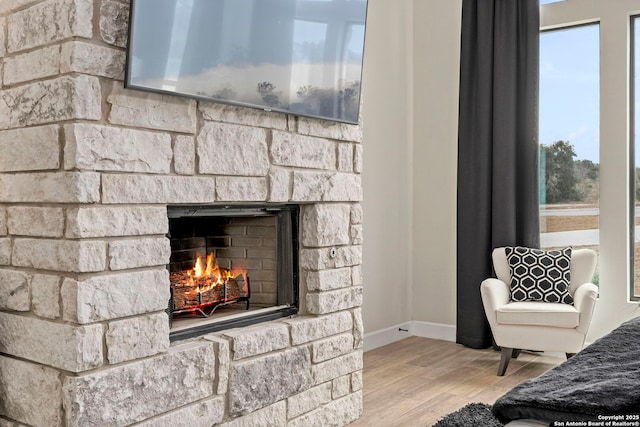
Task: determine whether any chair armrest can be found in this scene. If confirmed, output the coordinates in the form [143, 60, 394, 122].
[573, 282, 598, 334]
[480, 278, 510, 327]
[480, 278, 510, 306]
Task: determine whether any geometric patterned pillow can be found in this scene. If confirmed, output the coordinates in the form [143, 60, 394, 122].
[504, 246, 573, 304]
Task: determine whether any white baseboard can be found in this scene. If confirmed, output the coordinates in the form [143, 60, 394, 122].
[363, 322, 413, 352]
[363, 320, 456, 352]
[411, 320, 456, 342]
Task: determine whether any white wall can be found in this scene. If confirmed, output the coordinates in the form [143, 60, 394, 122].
[411, 0, 462, 327]
[361, 0, 414, 334]
[361, 0, 462, 341]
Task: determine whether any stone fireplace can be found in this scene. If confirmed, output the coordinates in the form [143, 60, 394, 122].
[0, 1, 364, 426]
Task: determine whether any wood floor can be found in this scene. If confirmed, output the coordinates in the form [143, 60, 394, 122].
[349, 336, 564, 427]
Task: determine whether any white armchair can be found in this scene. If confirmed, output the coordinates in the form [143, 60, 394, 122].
[480, 247, 598, 376]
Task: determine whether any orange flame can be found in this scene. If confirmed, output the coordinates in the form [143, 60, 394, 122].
[185, 253, 246, 294]
[193, 254, 204, 277]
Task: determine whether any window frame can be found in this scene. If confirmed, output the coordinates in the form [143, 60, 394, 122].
[540, 0, 640, 338]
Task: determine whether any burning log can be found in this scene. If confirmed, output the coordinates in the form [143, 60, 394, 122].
[169, 252, 249, 316]
[170, 272, 242, 310]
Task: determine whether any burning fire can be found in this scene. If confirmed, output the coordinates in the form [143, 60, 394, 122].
[184, 253, 246, 295]
[169, 252, 249, 315]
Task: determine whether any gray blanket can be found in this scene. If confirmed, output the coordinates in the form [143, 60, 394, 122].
[493, 316, 640, 423]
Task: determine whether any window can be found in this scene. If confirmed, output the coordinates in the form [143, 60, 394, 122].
[539, 24, 600, 288]
[632, 17, 640, 299]
[541, 0, 640, 314]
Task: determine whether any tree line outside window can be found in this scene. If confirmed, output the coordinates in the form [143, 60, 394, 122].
[539, 140, 600, 205]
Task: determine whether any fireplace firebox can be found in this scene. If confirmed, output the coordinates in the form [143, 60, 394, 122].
[167, 204, 299, 340]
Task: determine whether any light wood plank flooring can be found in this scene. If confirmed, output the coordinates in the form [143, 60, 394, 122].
[349, 336, 564, 427]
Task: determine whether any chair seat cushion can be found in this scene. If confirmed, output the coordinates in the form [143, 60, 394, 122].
[496, 301, 579, 328]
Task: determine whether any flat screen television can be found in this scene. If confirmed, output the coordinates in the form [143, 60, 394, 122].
[125, 0, 368, 124]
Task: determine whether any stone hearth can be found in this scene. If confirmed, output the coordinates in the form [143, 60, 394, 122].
[0, 1, 364, 426]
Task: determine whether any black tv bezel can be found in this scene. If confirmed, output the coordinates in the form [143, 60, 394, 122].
[124, 0, 368, 125]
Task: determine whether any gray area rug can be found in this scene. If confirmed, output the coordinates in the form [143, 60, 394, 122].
[432, 402, 503, 427]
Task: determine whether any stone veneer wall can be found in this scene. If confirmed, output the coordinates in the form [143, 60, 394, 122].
[0, 1, 364, 426]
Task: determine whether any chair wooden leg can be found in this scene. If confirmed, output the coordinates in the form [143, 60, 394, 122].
[566, 352, 575, 359]
[511, 349, 521, 359]
[498, 347, 512, 376]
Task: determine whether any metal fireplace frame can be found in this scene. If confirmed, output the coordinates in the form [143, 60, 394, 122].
[167, 204, 300, 341]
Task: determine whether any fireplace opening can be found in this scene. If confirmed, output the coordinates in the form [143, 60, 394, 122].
[167, 204, 299, 341]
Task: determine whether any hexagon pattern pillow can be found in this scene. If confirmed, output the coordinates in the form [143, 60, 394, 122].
[504, 246, 573, 304]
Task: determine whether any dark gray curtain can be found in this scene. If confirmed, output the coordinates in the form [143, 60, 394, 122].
[457, 0, 540, 349]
